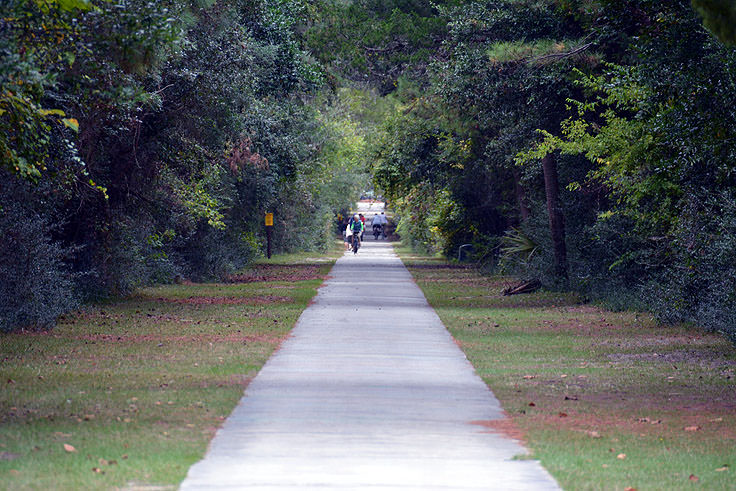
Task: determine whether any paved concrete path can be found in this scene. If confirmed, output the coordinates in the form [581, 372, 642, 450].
[180, 240, 560, 490]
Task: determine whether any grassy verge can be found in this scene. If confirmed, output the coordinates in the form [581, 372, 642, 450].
[399, 249, 736, 491]
[0, 248, 340, 490]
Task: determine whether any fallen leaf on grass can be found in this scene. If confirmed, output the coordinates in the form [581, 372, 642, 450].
[636, 417, 663, 425]
[689, 474, 699, 482]
[558, 412, 568, 418]
[624, 487, 637, 491]
[63, 444, 76, 453]
[710, 417, 723, 423]
[617, 453, 626, 460]
[684, 425, 701, 432]
[528, 402, 536, 407]
[91, 467, 104, 474]
[564, 395, 578, 401]
[715, 465, 729, 472]
[522, 375, 536, 380]
[586, 431, 601, 438]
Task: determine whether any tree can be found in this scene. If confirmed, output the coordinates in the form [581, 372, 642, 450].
[541, 152, 567, 279]
[425, 0, 595, 279]
[518, 1, 736, 338]
[1, 0, 367, 331]
[692, 0, 736, 45]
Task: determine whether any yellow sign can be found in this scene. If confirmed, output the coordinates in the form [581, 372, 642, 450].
[265, 213, 274, 226]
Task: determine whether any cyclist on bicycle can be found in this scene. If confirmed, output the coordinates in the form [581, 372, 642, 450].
[348, 214, 364, 249]
[372, 211, 387, 239]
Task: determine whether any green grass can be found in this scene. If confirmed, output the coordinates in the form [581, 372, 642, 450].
[400, 253, 736, 491]
[0, 248, 341, 490]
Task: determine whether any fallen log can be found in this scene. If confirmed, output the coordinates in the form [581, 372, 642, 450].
[502, 279, 541, 296]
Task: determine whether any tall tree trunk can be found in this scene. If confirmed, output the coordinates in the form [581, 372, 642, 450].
[512, 167, 530, 221]
[541, 152, 567, 280]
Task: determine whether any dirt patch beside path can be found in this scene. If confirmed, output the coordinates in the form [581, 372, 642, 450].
[76, 333, 285, 344]
[470, 418, 527, 445]
[226, 264, 327, 283]
[157, 295, 291, 305]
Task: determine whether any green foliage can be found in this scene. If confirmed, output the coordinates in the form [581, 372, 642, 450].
[516, 64, 673, 228]
[6, 0, 736, 342]
[34, 0, 92, 12]
[648, 190, 736, 342]
[309, 90, 372, 213]
[510, 1, 736, 338]
[0, 179, 79, 332]
[366, 0, 736, 339]
[0, 0, 368, 331]
[692, 0, 736, 45]
[306, 0, 452, 93]
[500, 227, 538, 264]
[393, 185, 457, 254]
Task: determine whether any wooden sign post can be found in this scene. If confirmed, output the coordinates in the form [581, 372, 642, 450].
[265, 213, 273, 259]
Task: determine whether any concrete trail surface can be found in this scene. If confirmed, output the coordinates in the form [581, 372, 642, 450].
[180, 240, 560, 490]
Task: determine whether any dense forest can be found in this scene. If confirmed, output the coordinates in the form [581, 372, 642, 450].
[3, 0, 736, 342]
[1, 0, 369, 331]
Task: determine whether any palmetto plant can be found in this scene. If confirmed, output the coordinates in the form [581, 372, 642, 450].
[500, 227, 538, 264]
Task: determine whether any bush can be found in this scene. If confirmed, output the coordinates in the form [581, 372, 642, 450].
[392, 185, 457, 254]
[179, 224, 262, 282]
[647, 191, 736, 342]
[0, 189, 78, 332]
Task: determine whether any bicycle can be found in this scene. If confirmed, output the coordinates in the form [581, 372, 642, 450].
[352, 232, 360, 254]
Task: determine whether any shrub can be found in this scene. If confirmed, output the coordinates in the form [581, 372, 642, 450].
[178, 223, 263, 282]
[648, 191, 736, 342]
[0, 189, 78, 332]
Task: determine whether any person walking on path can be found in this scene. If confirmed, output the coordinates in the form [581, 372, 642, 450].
[180, 240, 560, 490]
[358, 213, 366, 241]
[342, 216, 352, 251]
